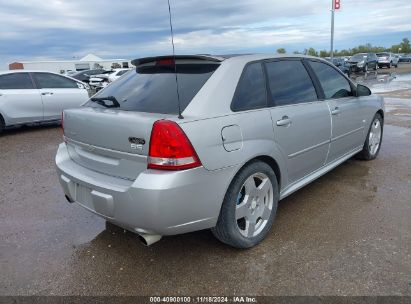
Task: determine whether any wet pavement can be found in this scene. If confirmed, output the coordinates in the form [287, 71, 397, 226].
[1, 85, 411, 296]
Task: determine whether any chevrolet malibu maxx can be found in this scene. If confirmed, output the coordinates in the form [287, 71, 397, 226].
[56, 54, 384, 248]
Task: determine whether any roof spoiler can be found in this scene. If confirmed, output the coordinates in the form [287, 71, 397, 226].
[131, 55, 224, 66]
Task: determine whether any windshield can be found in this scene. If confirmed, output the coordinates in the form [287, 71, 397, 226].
[351, 54, 367, 61]
[377, 53, 389, 57]
[85, 63, 219, 114]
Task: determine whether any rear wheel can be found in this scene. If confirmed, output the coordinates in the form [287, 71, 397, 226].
[212, 160, 279, 248]
[356, 113, 383, 160]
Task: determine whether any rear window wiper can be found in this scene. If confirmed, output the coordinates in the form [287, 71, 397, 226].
[90, 96, 120, 108]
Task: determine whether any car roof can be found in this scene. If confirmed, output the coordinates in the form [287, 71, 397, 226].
[0, 70, 71, 75]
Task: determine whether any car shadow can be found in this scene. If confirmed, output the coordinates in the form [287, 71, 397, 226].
[0, 122, 60, 137]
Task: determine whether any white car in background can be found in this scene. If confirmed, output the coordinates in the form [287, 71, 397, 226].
[0, 70, 89, 133]
[107, 68, 131, 82]
[376, 52, 399, 68]
[63, 70, 77, 77]
[89, 69, 131, 91]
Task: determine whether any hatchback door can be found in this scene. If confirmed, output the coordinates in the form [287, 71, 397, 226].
[307, 60, 365, 163]
[265, 59, 331, 185]
[0, 72, 43, 124]
[63, 58, 220, 180]
[32, 72, 89, 120]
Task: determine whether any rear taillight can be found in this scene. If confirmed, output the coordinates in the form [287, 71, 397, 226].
[156, 58, 174, 66]
[148, 120, 201, 170]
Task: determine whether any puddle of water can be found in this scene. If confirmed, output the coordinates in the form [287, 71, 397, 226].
[350, 72, 411, 93]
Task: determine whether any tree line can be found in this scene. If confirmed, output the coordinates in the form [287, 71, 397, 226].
[276, 38, 411, 57]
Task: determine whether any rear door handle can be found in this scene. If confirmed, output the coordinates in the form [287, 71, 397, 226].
[331, 107, 341, 115]
[41, 92, 54, 95]
[276, 116, 292, 126]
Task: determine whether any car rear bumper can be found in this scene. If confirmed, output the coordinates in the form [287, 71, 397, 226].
[55, 143, 237, 236]
[378, 60, 391, 65]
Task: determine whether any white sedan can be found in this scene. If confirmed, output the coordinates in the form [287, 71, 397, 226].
[89, 69, 131, 91]
[0, 70, 89, 133]
[107, 68, 131, 82]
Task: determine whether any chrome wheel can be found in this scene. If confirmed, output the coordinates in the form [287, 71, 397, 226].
[369, 118, 382, 156]
[235, 173, 274, 238]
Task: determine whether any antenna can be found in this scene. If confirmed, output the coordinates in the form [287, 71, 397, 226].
[167, 0, 183, 119]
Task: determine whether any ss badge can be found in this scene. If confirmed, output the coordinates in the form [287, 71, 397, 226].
[129, 137, 145, 151]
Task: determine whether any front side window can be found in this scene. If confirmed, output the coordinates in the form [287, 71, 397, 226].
[0, 73, 34, 90]
[33, 73, 78, 89]
[308, 61, 352, 99]
[231, 62, 267, 111]
[265, 60, 317, 106]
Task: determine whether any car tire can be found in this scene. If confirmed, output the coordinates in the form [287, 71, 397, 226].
[363, 64, 368, 73]
[0, 115, 5, 135]
[212, 160, 279, 249]
[356, 113, 383, 161]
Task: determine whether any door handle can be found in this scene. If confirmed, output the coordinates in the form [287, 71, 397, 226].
[331, 107, 341, 115]
[41, 92, 54, 95]
[276, 116, 292, 127]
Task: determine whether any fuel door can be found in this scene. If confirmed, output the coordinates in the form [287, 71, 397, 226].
[221, 125, 243, 152]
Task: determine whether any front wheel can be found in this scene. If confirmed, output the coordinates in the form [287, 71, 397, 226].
[0, 115, 5, 134]
[363, 64, 368, 73]
[212, 161, 279, 248]
[356, 113, 383, 160]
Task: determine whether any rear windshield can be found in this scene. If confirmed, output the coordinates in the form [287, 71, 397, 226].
[377, 53, 389, 57]
[85, 63, 219, 114]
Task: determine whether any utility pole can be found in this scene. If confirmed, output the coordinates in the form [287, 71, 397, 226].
[330, 0, 335, 61]
[330, 0, 340, 60]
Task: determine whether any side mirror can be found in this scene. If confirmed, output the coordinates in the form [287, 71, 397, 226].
[356, 84, 371, 97]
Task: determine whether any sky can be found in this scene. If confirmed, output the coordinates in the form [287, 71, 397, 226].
[1, 0, 411, 69]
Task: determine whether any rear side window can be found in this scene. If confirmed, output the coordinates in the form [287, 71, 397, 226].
[308, 61, 352, 99]
[265, 60, 317, 106]
[33, 73, 79, 89]
[0, 73, 34, 90]
[231, 62, 267, 111]
[86, 64, 218, 114]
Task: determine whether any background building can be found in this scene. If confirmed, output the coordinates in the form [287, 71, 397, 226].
[8, 54, 131, 73]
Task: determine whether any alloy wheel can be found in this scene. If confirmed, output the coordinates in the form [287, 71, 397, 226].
[369, 118, 382, 156]
[235, 173, 274, 238]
